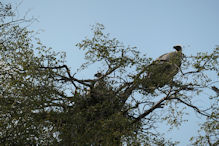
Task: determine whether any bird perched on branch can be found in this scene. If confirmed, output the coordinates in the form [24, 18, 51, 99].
[94, 72, 102, 78]
[86, 72, 104, 97]
[141, 45, 183, 93]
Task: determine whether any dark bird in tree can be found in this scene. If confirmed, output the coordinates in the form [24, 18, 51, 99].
[94, 72, 102, 78]
[87, 72, 106, 102]
[86, 73, 102, 96]
[141, 45, 183, 93]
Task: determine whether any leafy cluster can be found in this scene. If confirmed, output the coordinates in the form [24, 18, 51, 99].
[0, 3, 218, 145]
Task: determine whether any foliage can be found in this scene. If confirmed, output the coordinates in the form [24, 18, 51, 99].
[0, 2, 218, 145]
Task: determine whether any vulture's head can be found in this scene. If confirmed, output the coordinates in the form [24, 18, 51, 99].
[173, 45, 182, 51]
[94, 72, 102, 78]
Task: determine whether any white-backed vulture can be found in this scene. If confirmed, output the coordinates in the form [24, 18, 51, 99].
[141, 45, 183, 93]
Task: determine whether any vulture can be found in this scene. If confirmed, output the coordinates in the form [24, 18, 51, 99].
[141, 45, 183, 93]
[86, 72, 104, 97]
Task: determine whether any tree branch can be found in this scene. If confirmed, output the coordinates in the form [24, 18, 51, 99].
[131, 88, 172, 124]
[40, 65, 83, 88]
[172, 97, 211, 118]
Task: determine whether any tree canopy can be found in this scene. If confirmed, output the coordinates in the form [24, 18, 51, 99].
[0, 2, 218, 145]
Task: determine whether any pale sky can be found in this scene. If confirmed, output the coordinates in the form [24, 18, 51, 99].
[3, 0, 219, 145]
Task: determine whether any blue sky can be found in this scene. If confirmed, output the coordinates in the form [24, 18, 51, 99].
[4, 0, 219, 145]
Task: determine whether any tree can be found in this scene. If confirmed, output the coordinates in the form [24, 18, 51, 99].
[0, 3, 218, 145]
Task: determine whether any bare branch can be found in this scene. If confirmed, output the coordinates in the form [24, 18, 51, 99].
[182, 70, 201, 75]
[172, 97, 211, 118]
[132, 88, 172, 124]
[40, 65, 82, 88]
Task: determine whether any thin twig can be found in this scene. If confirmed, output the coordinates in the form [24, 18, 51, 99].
[172, 97, 211, 118]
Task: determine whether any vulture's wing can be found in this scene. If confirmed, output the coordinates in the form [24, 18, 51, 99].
[156, 53, 169, 61]
[156, 51, 178, 62]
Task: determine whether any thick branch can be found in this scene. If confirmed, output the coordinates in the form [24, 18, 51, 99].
[132, 89, 172, 124]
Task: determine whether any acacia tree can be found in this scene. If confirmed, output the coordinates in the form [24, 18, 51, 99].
[0, 3, 218, 145]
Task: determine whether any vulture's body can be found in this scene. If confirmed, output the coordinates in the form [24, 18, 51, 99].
[141, 46, 183, 93]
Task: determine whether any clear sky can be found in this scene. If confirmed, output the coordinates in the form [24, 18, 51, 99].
[4, 0, 219, 145]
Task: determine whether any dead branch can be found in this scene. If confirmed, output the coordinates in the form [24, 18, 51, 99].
[172, 97, 211, 118]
